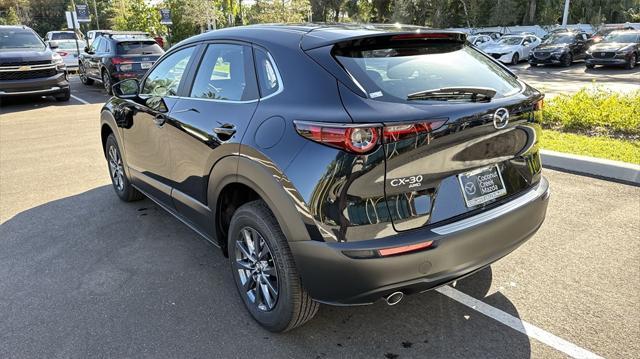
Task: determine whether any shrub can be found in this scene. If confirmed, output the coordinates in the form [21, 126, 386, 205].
[541, 89, 640, 138]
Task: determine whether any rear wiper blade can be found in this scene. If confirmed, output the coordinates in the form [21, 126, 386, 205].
[407, 87, 497, 102]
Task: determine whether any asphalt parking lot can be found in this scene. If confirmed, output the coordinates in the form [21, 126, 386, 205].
[511, 62, 640, 97]
[1, 75, 639, 359]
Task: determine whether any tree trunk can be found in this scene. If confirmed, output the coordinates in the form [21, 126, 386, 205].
[528, 0, 537, 24]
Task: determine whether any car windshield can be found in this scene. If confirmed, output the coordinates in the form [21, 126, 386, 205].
[602, 32, 638, 43]
[51, 32, 76, 40]
[498, 37, 523, 45]
[0, 29, 45, 50]
[116, 41, 163, 55]
[56, 41, 86, 50]
[542, 34, 574, 44]
[334, 41, 522, 103]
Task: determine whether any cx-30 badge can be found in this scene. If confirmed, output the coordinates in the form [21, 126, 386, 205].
[493, 108, 509, 129]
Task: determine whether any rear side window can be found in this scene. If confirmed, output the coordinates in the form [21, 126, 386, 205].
[189, 44, 258, 101]
[117, 41, 163, 55]
[254, 48, 281, 97]
[334, 41, 522, 102]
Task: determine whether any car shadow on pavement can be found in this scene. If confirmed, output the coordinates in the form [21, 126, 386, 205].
[0, 186, 532, 358]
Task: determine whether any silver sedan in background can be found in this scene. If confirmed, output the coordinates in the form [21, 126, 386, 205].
[48, 40, 86, 72]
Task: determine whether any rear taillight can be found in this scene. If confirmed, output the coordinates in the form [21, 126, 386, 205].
[111, 57, 131, 65]
[382, 121, 446, 143]
[294, 122, 380, 154]
[534, 99, 544, 111]
[294, 120, 445, 154]
[57, 51, 68, 57]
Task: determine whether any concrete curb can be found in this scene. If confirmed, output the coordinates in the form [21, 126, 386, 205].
[540, 149, 640, 186]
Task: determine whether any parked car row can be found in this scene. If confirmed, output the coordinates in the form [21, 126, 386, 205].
[471, 29, 640, 70]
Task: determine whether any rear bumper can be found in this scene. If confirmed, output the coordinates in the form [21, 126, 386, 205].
[290, 177, 550, 305]
[0, 72, 69, 96]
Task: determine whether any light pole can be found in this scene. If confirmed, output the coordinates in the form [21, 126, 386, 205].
[92, 0, 100, 30]
[562, 0, 570, 26]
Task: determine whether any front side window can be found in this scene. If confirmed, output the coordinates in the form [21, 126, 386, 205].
[254, 48, 280, 97]
[189, 44, 258, 101]
[142, 46, 194, 97]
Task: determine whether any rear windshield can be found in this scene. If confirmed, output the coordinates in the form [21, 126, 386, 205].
[334, 42, 522, 102]
[51, 32, 76, 40]
[0, 29, 44, 50]
[116, 41, 163, 55]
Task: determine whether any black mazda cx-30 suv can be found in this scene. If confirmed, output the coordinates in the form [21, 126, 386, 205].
[100, 24, 549, 332]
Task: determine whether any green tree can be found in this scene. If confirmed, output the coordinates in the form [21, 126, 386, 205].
[111, 0, 164, 35]
[0, 6, 21, 25]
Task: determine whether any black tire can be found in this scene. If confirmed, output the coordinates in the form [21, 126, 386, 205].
[105, 134, 143, 202]
[529, 62, 538, 67]
[54, 88, 70, 102]
[562, 53, 573, 67]
[586, 63, 595, 69]
[625, 53, 637, 70]
[79, 63, 94, 85]
[102, 69, 113, 95]
[510, 52, 519, 65]
[228, 200, 319, 332]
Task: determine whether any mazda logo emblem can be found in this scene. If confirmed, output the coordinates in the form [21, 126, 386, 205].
[464, 182, 476, 195]
[493, 108, 509, 129]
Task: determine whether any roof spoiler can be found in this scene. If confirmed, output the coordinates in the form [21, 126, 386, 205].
[301, 30, 467, 51]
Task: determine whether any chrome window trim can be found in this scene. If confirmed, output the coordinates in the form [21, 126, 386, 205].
[431, 177, 549, 235]
[258, 50, 284, 101]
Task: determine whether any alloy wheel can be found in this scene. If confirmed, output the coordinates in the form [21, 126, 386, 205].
[108, 145, 124, 191]
[234, 226, 279, 312]
[79, 65, 87, 82]
[103, 71, 111, 92]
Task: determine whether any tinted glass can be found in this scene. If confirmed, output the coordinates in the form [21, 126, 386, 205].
[254, 48, 280, 97]
[51, 32, 76, 40]
[334, 42, 522, 103]
[542, 34, 573, 44]
[498, 37, 524, 45]
[0, 29, 44, 50]
[190, 44, 258, 101]
[142, 46, 194, 97]
[603, 32, 639, 43]
[117, 41, 163, 55]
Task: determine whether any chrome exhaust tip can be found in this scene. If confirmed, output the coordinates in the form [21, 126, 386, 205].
[385, 291, 404, 306]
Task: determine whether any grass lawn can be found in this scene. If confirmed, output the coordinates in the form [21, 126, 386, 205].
[540, 129, 640, 165]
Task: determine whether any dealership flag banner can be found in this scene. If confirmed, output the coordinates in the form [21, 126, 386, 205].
[160, 9, 172, 25]
[75, 4, 91, 23]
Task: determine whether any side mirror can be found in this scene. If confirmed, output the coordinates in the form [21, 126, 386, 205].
[112, 79, 140, 99]
[48, 41, 59, 50]
[84, 46, 93, 54]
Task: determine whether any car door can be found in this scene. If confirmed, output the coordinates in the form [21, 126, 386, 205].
[121, 45, 197, 206]
[87, 37, 104, 78]
[522, 36, 535, 57]
[574, 34, 587, 59]
[168, 42, 260, 234]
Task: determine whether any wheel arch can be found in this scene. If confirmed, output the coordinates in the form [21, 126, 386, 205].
[208, 156, 313, 255]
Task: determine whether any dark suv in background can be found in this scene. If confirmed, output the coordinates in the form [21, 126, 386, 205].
[586, 30, 640, 69]
[79, 32, 164, 94]
[0, 25, 70, 102]
[529, 31, 589, 66]
[101, 24, 549, 332]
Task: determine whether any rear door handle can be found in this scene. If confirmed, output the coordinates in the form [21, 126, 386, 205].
[214, 124, 236, 137]
[153, 114, 166, 127]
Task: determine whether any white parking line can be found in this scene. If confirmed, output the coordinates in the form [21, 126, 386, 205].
[436, 285, 603, 359]
[70, 94, 90, 105]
